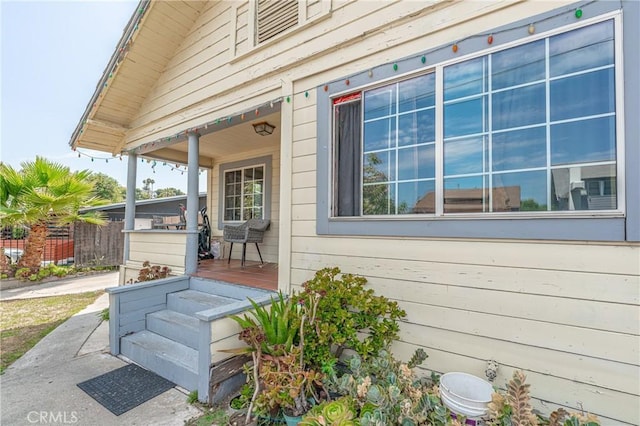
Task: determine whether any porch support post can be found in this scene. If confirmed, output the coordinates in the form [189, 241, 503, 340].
[123, 153, 137, 264]
[185, 131, 200, 275]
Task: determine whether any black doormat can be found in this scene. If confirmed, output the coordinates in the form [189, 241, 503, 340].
[77, 364, 175, 416]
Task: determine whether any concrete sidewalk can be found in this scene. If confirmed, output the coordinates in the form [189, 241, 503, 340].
[0, 291, 202, 425]
[0, 271, 120, 300]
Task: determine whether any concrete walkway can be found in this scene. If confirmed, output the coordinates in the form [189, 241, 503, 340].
[0, 271, 120, 300]
[0, 276, 202, 425]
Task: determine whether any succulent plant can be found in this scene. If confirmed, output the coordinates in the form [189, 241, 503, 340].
[300, 396, 358, 426]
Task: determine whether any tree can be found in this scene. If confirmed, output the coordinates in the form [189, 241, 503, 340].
[88, 172, 126, 203]
[142, 178, 155, 198]
[135, 188, 150, 200]
[155, 187, 184, 198]
[0, 157, 107, 272]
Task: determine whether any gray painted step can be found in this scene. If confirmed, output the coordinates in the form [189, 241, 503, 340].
[167, 289, 237, 316]
[121, 330, 198, 391]
[190, 277, 270, 299]
[147, 309, 199, 350]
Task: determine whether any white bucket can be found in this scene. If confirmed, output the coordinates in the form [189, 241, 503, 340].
[440, 372, 493, 418]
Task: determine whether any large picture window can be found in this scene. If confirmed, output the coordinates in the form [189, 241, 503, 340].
[332, 18, 619, 217]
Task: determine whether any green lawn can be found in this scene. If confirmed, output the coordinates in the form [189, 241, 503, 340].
[0, 291, 104, 373]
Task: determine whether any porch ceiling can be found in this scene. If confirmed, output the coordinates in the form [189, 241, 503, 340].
[141, 111, 282, 167]
[70, 1, 208, 154]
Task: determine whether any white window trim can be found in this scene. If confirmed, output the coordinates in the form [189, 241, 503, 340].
[329, 11, 625, 220]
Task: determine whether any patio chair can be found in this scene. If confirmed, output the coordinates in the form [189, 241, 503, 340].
[223, 218, 270, 267]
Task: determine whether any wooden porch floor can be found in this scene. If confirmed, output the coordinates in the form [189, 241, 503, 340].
[193, 259, 278, 291]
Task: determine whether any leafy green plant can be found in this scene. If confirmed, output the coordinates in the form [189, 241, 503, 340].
[300, 396, 358, 426]
[187, 390, 198, 404]
[99, 308, 109, 321]
[293, 267, 406, 369]
[230, 383, 254, 410]
[14, 267, 31, 280]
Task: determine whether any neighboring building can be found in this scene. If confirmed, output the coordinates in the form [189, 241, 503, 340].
[70, 1, 639, 422]
[81, 193, 207, 228]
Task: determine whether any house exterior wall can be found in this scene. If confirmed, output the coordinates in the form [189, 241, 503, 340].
[123, 1, 639, 423]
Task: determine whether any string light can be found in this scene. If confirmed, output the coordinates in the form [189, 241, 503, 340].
[78, 0, 596, 163]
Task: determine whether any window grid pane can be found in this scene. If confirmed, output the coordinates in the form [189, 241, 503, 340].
[442, 19, 617, 213]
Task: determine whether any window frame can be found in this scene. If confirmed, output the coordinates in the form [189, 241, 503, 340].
[316, 4, 637, 242]
[217, 156, 272, 230]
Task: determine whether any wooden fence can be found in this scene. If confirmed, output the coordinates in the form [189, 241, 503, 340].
[74, 221, 124, 267]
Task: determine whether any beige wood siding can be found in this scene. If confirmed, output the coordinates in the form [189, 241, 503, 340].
[127, 231, 187, 272]
[117, 0, 639, 423]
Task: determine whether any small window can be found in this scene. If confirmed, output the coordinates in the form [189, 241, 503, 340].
[223, 165, 265, 221]
[256, 0, 298, 44]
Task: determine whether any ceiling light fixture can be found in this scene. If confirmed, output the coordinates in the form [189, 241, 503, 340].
[252, 121, 275, 136]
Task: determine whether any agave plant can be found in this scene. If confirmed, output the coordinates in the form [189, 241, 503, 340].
[229, 291, 301, 356]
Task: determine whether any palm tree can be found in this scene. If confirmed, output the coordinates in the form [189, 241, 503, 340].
[0, 157, 107, 273]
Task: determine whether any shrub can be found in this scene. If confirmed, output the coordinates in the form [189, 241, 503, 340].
[15, 267, 31, 280]
[293, 267, 406, 369]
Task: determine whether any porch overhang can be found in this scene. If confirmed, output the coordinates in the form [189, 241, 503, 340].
[69, 0, 208, 155]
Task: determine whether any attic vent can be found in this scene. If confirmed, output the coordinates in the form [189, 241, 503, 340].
[256, 0, 298, 44]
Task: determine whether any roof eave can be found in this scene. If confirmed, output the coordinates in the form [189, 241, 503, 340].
[69, 0, 150, 152]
